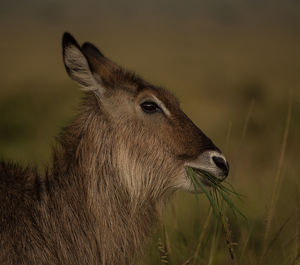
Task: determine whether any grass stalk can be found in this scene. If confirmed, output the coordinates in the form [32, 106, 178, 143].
[291, 189, 300, 265]
[208, 220, 220, 265]
[182, 256, 193, 265]
[163, 225, 172, 258]
[158, 235, 170, 265]
[186, 166, 245, 263]
[238, 225, 255, 264]
[192, 207, 213, 265]
[220, 212, 237, 263]
[265, 217, 290, 258]
[261, 92, 293, 260]
[158, 224, 171, 265]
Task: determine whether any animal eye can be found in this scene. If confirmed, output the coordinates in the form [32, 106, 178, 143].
[140, 101, 162, 114]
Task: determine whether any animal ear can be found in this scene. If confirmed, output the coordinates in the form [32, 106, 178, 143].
[62, 32, 102, 93]
[81, 42, 121, 86]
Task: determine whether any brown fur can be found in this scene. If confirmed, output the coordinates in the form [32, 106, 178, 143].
[0, 33, 221, 265]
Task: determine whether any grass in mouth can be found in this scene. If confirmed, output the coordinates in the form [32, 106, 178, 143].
[185, 166, 245, 220]
[185, 166, 246, 262]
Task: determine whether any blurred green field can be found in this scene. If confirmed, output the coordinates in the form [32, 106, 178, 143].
[0, 1, 300, 264]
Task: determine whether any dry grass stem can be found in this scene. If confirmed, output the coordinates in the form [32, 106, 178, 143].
[192, 207, 213, 265]
[158, 236, 170, 265]
[208, 221, 220, 265]
[262, 91, 293, 260]
[181, 256, 193, 265]
[220, 213, 238, 264]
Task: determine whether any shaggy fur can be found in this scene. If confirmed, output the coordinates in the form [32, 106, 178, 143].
[0, 33, 220, 265]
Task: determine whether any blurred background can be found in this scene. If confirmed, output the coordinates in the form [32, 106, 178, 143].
[0, 1, 299, 264]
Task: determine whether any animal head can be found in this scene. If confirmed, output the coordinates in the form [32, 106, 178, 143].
[62, 33, 229, 200]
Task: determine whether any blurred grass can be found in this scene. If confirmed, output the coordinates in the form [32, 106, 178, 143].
[0, 2, 300, 264]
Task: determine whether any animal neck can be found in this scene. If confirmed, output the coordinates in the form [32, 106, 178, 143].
[49, 94, 162, 264]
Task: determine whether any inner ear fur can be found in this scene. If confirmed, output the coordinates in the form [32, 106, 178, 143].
[62, 32, 126, 93]
[62, 32, 101, 92]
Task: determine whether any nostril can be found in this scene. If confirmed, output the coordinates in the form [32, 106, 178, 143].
[212, 156, 229, 177]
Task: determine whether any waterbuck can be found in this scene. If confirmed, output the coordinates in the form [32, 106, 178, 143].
[0, 33, 229, 265]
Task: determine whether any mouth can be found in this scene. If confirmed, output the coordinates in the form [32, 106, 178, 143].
[186, 167, 222, 188]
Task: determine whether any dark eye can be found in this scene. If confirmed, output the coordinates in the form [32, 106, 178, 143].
[140, 101, 162, 114]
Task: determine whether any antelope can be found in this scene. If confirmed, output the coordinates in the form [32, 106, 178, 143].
[0, 33, 229, 265]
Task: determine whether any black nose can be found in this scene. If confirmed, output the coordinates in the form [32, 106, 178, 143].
[212, 156, 229, 177]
